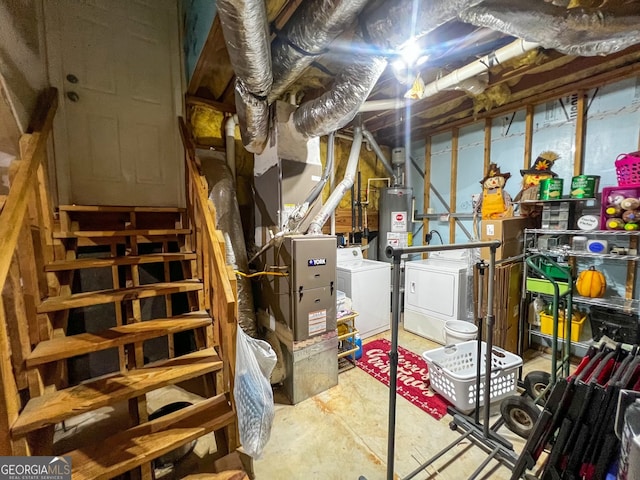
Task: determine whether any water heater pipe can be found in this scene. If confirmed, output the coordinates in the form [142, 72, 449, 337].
[362, 129, 397, 183]
[225, 114, 239, 181]
[307, 126, 363, 235]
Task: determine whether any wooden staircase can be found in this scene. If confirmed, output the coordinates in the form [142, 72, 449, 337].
[0, 89, 242, 478]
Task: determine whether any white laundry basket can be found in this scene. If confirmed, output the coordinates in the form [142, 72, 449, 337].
[422, 341, 522, 413]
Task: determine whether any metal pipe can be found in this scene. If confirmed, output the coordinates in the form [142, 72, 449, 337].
[484, 246, 496, 439]
[362, 129, 396, 181]
[307, 126, 363, 234]
[329, 133, 336, 235]
[384, 240, 500, 480]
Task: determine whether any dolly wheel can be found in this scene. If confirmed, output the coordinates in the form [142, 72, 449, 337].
[449, 421, 458, 431]
[500, 396, 540, 439]
[524, 371, 552, 404]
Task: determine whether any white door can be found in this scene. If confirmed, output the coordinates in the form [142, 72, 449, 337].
[45, 0, 184, 206]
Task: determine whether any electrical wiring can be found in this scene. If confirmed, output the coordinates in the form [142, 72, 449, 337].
[234, 270, 289, 278]
[425, 229, 444, 245]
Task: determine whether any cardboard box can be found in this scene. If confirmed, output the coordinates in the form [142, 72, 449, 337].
[480, 217, 538, 261]
[473, 260, 523, 353]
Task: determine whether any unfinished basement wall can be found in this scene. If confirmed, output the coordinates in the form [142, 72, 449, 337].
[0, 0, 47, 131]
[419, 74, 640, 245]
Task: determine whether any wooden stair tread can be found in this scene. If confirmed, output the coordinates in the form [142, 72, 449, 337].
[59, 205, 185, 213]
[182, 473, 248, 480]
[68, 394, 235, 480]
[53, 228, 191, 239]
[37, 280, 203, 313]
[45, 252, 197, 271]
[27, 311, 212, 367]
[12, 348, 223, 436]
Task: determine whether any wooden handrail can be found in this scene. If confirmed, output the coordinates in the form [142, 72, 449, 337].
[179, 117, 238, 382]
[0, 88, 57, 295]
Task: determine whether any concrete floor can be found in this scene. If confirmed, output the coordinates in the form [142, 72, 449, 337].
[52, 324, 552, 479]
[254, 325, 552, 480]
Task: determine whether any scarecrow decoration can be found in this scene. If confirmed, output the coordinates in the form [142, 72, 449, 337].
[476, 163, 513, 220]
[514, 151, 559, 216]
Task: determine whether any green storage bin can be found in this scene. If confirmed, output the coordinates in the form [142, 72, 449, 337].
[526, 277, 571, 296]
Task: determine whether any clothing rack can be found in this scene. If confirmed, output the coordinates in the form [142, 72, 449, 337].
[512, 342, 640, 479]
[360, 239, 505, 480]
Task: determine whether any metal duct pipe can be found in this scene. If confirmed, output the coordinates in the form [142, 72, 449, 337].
[307, 126, 363, 234]
[460, 0, 640, 56]
[293, 0, 484, 137]
[269, 0, 370, 103]
[365, 0, 484, 49]
[293, 56, 387, 138]
[235, 80, 269, 153]
[361, 129, 396, 181]
[217, 0, 272, 97]
[218, 0, 272, 154]
[224, 114, 238, 182]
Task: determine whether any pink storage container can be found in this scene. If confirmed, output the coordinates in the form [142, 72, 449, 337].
[615, 152, 640, 186]
[600, 184, 640, 229]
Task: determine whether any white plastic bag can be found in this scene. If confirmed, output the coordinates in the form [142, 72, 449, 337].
[234, 327, 277, 458]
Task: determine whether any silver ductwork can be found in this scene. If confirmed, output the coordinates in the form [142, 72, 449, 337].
[365, 0, 484, 49]
[200, 151, 257, 337]
[269, 0, 370, 103]
[217, 0, 272, 97]
[235, 80, 269, 154]
[218, 0, 272, 153]
[293, 56, 387, 138]
[459, 0, 640, 56]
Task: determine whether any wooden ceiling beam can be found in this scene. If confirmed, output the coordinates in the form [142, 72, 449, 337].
[371, 46, 640, 144]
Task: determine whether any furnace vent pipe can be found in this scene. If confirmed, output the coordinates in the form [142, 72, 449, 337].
[307, 126, 363, 235]
[224, 114, 238, 182]
[361, 129, 397, 183]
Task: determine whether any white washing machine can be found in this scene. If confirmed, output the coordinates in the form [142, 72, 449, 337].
[403, 250, 471, 344]
[336, 247, 391, 339]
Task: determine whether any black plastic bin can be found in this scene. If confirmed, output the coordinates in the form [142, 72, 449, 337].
[589, 305, 640, 344]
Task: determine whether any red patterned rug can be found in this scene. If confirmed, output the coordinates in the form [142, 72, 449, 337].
[357, 338, 450, 420]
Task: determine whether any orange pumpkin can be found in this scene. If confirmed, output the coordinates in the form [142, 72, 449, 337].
[576, 267, 606, 298]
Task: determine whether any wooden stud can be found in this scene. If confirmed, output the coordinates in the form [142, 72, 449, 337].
[423, 137, 431, 259]
[484, 118, 492, 174]
[524, 105, 534, 170]
[450, 128, 459, 242]
[574, 91, 587, 176]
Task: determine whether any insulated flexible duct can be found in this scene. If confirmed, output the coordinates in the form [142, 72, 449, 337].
[307, 126, 363, 234]
[235, 80, 269, 154]
[293, 57, 387, 138]
[217, 0, 272, 97]
[218, 0, 272, 153]
[269, 0, 370, 103]
[201, 153, 257, 337]
[459, 0, 640, 56]
[365, 0, 484, 49]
